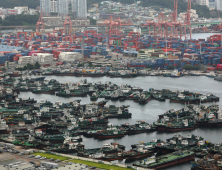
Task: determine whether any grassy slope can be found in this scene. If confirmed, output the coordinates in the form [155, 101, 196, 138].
[32, 153, 132, 170]
[69, 159, 132, 170]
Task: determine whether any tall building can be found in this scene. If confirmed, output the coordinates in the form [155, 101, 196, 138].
[216, 0, 222, 10]
[76, 0, 87, 18]
[40, 0, 51, 14]
[196, 0, 209, 7]
[57, 0, 69, 15]
[209, 0, 215, 9]
[50, 0, 58, 13]
[70, 0, 76, 13]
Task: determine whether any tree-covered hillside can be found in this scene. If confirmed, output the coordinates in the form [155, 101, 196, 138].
[88, 0, 218, 18]
[0, 0, 40, 9]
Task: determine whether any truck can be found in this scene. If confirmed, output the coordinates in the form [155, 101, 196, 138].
[4, 143, 14, 149]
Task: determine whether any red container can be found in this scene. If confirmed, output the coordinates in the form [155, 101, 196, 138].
[186, 62, 191, 64]
[13, 57, 18, 61]
[173, 64, 177, 66]
[56, 62, 63, 65]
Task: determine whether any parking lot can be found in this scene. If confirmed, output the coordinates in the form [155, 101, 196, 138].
[0, 146, 103, 170]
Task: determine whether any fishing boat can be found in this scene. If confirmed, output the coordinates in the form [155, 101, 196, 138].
[139, 91, 151, 104]
[133, 150, 194, 169]
[206, 71, 217, 78]
[214, 75, 222, 81]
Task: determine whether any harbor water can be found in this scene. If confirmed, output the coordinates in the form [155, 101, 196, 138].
[18, 75, 222, 170]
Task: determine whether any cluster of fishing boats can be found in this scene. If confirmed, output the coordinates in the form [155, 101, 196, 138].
[155, 104, 222, 132]
[2, 75, 219, 106]
[4, 69, 222, 80]
[0, 75, 221, 169]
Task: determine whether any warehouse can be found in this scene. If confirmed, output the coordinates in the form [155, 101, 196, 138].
[59, 52, 83, 61]
[18, 56, 32, 65]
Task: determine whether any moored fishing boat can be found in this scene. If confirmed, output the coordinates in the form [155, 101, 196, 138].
[133, 150, 194, 169]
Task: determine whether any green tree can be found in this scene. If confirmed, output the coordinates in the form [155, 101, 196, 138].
[27, 63, 34, 70]
[34, 62, 41, 69]
[23, 66, 28, 70]
[0, 0, 40, 9]
[2, 14, 39, 26]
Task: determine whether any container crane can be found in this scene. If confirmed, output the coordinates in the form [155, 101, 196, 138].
[36, 10, 45, 33]
[64, 15, 73, 43]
